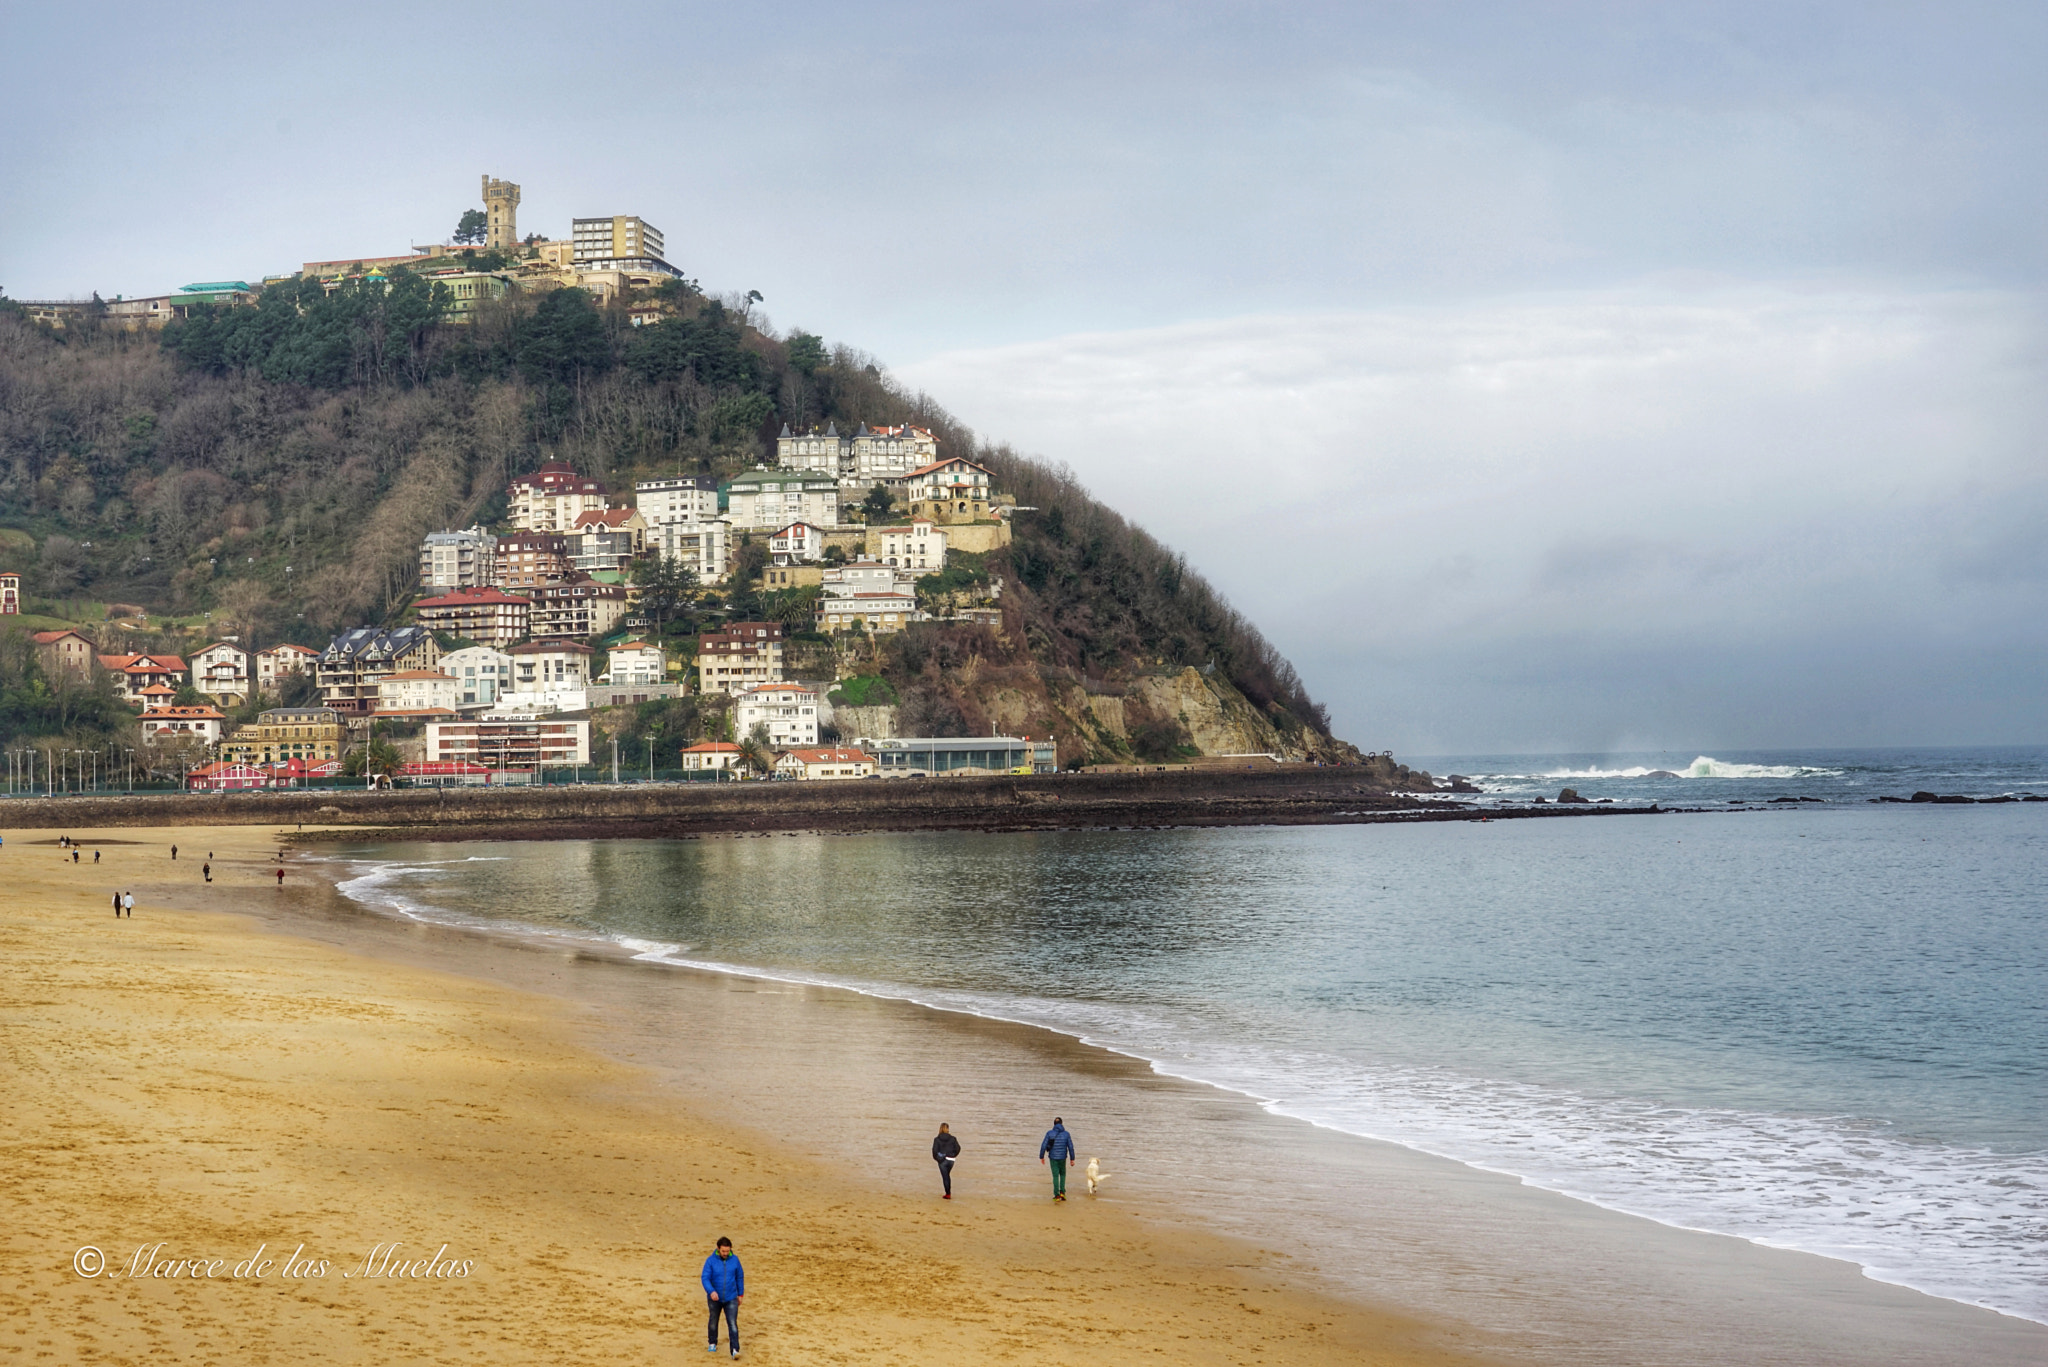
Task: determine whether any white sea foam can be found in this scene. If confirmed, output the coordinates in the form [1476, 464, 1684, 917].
[1530, 756, 1844, 780]
[556, 933, 2048, 1326]
[329, 858, 2048, 1328]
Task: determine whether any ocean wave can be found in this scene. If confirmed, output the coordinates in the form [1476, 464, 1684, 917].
[573, 934, 2048, 1326]
[1524, 756, 1845, 780]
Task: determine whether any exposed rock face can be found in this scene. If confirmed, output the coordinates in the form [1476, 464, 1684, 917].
[1557, 787, 1589, 803]
[1127, 668, 1283, 758]
[833, 704, 899, 741]
[1445, 776, 1483, 793]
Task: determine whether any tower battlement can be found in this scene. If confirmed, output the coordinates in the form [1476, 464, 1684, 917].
[481, 175, 521, 250]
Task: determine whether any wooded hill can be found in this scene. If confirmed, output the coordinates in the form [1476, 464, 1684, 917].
[0, 280, 1363, 766]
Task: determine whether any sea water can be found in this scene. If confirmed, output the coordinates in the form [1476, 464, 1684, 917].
[330, 746, 2047, 1325]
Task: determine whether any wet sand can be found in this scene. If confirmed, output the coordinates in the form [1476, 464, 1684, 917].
[0, 825, 1493, 1366]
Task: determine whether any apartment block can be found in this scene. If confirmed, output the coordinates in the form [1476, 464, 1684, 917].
[421, 527, 498, 590]
[695, 622, 784, 694]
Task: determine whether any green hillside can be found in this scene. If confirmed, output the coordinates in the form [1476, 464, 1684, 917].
[0, 282, 1350, 764]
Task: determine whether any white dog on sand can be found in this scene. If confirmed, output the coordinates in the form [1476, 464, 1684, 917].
[1084, 1157, 1108, 1195]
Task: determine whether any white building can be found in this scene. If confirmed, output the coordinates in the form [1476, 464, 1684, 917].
[190, 641, 252, 704]
[140, 704, 226, 747]
[419, 527, 497, 590]
[825, 558, 917, 595]
[652, 519, 731, 584]
[509, 639, 594, 694]
[773, 746, 875, 780]
[870, 520, 947, 572]
[777, 421, 845, 474]
[777, 422, 938, 488]
[725, 468, 840, 531]
[636, 475, 720, 525]
[428, 716, 591, 769]
[256, 643, 319, 692]
[903, 457, 994, 522]
[680, 741, 743, 772]
[374, 670, 461, 714]
[440, 645, 515, 709]
[735, 683, 821, 749]
[768, 521, 828, 564]
[606, 641, 665, 685]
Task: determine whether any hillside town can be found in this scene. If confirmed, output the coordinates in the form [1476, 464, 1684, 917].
[0, 173, 1058, 790]
[0, 171, 1348, 790]
[0, 430, 1041, 789]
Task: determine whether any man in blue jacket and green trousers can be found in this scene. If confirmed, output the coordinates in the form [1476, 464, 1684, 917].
[1039, 1117, 1077, 1202]
[702, 1237, 744, 1356]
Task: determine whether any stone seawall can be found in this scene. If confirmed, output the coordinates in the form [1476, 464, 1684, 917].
[4, 769, 1464, 841]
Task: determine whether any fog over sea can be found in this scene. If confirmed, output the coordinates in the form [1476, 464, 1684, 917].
[330, 746, 2046, 1327]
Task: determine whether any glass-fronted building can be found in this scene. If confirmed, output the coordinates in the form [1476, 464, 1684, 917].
[867, 736, 1058, 776]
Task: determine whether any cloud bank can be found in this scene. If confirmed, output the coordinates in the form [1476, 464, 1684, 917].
[902, 284, 2048, 752]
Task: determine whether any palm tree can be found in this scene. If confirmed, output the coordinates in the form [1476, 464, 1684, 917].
[735, 733, 772, 776]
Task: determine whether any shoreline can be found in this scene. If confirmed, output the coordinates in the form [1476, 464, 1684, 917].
[308, 828, 2047, 1363]
[0, 767, 1692, 843]
[1, 820, 1506, 1365]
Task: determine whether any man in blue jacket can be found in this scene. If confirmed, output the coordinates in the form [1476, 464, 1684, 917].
[701, 1237, 744, 1356]
[1039, 1117, 1077, 1202]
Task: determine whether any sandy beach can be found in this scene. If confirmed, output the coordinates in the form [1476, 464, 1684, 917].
[0, 824, 1496, 1366]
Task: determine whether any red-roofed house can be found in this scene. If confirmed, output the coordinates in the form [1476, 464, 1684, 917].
[99, 653, 187, 702]
[413, 585, 532, 647]
[31, 629, 94, 679]
[680, 741, 743, 773]
[767, 520, 827, 565]
[186, 761, 272, 791]
[773, 746, 875, 781]
[903, 457, 993, 523]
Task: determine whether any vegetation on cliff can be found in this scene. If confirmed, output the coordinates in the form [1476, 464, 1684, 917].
[0, 281, 1354, 764]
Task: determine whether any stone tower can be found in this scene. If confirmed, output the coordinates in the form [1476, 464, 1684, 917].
[481, 174, 521, 250]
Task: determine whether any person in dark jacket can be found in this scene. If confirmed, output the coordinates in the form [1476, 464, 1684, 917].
[932, 1123, 961, 1199]
[1039, 1117, 1077, 1201]
[701, 1237, 744, 1356]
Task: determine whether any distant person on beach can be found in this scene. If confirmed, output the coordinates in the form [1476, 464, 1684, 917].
[121, 892, 133, 917]
[71, 849, 78, 863]
[933, 1123, 961, 1199]
[1040, 1117, 1077, 1202]
[93, 849, 99, 864]
[275, 867, 285, 887]
[170, 845, 177, 861]
[112, 892, 120, 918]
[701, 1237, 744, 1357]
[203, 862, 212, 883]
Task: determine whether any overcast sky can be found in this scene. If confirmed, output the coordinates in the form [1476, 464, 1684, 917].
[4, 2, 2042, 752]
